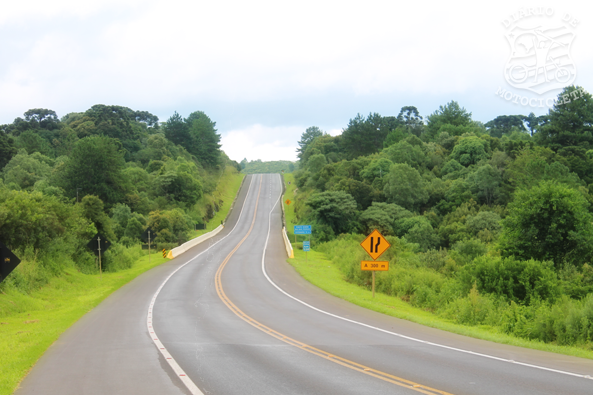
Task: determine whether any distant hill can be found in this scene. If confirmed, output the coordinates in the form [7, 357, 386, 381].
[241, 159, 297, 174]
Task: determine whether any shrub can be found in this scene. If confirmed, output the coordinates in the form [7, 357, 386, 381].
[459, 256, 560, 304]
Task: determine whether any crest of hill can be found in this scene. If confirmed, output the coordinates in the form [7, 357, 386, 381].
[241, 159, 296, 174]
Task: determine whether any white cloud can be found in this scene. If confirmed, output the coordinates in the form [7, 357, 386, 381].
[221, 124, 303, 162]
[0, 0, 592, 145]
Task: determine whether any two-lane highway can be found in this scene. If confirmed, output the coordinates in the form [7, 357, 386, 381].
[16, 174, 593, 394]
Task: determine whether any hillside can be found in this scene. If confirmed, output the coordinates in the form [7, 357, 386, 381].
[287, 86, 593, 349]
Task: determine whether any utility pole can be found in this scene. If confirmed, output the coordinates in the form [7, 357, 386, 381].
[148, 230, 151, 265]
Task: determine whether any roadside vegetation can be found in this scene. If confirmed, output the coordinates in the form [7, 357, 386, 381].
[0, 106, 244, 394]
[285, 86, 593, 353]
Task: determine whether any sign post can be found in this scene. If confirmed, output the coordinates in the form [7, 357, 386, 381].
[360, 230, 391, 298]
[87, 234, 111, 280]
[303, 241, 310, 262]
[142, 228, 155, 266]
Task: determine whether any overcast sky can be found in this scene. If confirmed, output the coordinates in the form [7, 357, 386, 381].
[1, 1, 591, 162]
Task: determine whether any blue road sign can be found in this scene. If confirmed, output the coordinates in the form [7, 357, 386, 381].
[303, 241, 310, 252]
[294, 225, 312, 235]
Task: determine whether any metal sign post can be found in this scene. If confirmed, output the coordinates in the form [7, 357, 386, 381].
[97, 236, 102, 280]
[303, 241, 310, 262]
[87, 233, 111, 279]
[360, 230, 391, 298]
[148, 230, 151, 266]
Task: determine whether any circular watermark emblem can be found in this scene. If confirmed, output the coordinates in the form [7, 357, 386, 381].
[496, 7, 580, 107]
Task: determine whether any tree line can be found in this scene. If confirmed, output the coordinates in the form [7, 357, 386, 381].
[0, 105, 239, 290]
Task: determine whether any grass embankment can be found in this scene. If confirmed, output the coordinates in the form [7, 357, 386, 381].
[0, 254, 168, 395]
[192, 167, 245, 238]
[287, 248, 593, 360]
[0, 168, 244, 395]
[282, 173, 308, 244]
[281, 178, 593, 361]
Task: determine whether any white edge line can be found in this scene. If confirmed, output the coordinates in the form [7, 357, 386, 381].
[261, 174, 592, 381]
[147, 175, 256, 395]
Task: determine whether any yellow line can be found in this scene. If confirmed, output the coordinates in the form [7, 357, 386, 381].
[214, 175, 454, 395]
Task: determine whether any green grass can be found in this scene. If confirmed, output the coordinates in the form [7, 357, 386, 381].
[192, 167, 245, 238]
[0, 253, 169, 395]
[282, 173, 307, 243]
[287, 247, 593, 360]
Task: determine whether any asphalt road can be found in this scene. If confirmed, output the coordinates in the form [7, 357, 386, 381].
[16, 174, 593, 395]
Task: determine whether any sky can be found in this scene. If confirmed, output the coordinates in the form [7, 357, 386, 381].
[1, 0, 591, 162]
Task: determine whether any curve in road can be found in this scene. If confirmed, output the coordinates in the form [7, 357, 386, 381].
[16, 173, 593, 395]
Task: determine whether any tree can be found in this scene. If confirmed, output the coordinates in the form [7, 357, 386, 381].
[466, 211, 502, 241]
[307, 154, 327, 174]
[84, 105, 140, 154]
[359, 202, 411, 235]
[397, 106, 424, 136]
[81, 195, 116, 242]
[164, 112, 191, 149]
[360, 157, 393, 183]
[2, 151, 53, 190]
[297, 127, 324, 162]
[382, 140, 426, 169]
[450, 136, 489, 166]
[331, 178, 376, 210]
[186, 111, 221, 167]
[154, 170, 203, 206]
[506, 147, 584, 190]
[537, 86, 593, 150]
[0, 132, 17, 170]
[426, 101, 473, 138]
[306, 191, 358, 235]
[341, 113, 390, 158]
[383, 163, 428, 211]
[522, 112, 547, 136]
[500, 181, 593, 267]
[14, 130, 54, 156]
[60, 135, 129, 208]
[405, 219, 440, 252]
[0, 189, 93, 254]
[467, 165, 502, 206]
[485, 115, 526, 138]
[23, 109, 59, 130]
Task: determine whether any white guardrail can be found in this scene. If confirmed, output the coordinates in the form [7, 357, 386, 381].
[167, 224, 225, 259]
[282, 227, 294, 258]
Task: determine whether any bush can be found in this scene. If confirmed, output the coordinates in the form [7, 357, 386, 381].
[459, 256, 560, 304]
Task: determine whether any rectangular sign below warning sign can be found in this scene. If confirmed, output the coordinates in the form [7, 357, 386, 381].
[361, 261, 389, 271]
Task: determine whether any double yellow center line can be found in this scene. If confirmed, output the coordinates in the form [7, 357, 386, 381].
[214, 175, 453, 395]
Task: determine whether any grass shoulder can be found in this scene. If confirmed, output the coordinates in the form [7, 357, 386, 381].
[287, 247, 593, 361]
[0, 253, 168, 395]
[192, 167, 245, 238]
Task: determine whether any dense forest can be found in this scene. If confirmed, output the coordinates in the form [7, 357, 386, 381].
[0, 105, 240, 291]
[290, 86, 593, 348]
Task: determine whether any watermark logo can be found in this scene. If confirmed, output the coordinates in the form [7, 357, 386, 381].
[497, 8, 579, 107]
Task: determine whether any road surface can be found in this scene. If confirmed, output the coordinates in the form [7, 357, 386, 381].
[16, 174, 593, 394]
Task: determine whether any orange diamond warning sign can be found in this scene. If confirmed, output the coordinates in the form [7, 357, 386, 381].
[360, 229, 391, 260]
